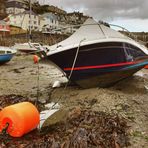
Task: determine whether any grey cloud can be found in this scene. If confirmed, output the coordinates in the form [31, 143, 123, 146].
[39, 0, 148, 20]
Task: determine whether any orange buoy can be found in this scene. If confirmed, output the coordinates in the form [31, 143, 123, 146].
[0, 102, 40, 137]
[144, 65, 148, 69]
[33, 55, 39, 64]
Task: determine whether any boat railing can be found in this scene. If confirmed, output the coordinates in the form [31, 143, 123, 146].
[108, 23, 147, 46]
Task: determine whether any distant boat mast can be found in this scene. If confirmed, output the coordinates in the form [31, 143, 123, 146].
[29, 0, 32, 42]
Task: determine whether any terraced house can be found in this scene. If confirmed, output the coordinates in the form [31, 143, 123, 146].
[9, 10, 39, 31]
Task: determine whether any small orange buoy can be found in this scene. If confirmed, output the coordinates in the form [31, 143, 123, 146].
[0, 102, 40, 137]
[33, 55, 39, 64]
[144, 65, 148, 69]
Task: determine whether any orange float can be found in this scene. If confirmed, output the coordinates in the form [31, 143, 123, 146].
[33, 55, 39, 64]
[144, 65, 148, 69]
[0, 102, 40, 137]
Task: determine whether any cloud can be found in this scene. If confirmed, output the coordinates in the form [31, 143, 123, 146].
[39, 0, 148, 21]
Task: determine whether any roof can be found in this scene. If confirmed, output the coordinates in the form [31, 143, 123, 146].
[10, 25, 22, 28]
[49, 18, 126, 48]
[0, 20, 7, 25]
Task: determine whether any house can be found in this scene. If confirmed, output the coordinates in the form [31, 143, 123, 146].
[40, 13, 59, 33]
[0, 0, 7, 20]
[8, 10, 39, 31]
[6, 0, 27, 14]
[0, 20, 10, 36]
[56, 12, 89, 35]
[6, 0, 38, 15]
[66, 12, 88, 24]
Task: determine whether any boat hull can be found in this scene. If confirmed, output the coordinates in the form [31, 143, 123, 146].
[74, 66, 144, 88]
[17, 49, 36, 53]
[14, 43, 44, 54]
[0, 54, 14, 64]
[45, 42, 148, 88]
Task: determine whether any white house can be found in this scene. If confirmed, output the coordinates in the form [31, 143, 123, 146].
[9, 10, 39, 31]
[39, 13, 59, 33]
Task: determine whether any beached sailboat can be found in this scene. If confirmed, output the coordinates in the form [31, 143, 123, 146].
[38, 18, 148, 88]
[13, 0, 44, 53]
[13, 42, 45, 53]
[0, 46, 16, 64]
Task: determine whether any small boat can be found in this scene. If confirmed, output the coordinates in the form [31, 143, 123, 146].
[38, 18, 148, 88]
[13, 42, 45, 53]
[0, 46, 16, 64]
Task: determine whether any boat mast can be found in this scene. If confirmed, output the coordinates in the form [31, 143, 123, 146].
[29, 0, 32, 42]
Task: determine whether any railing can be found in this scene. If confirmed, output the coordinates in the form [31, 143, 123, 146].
[108, 23, 147, 46]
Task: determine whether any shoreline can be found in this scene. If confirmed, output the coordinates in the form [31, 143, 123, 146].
[0, 54, 148, 147]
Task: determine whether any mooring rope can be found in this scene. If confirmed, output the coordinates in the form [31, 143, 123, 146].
[51, 38, 86, 109]
[64, 38, 86, 89]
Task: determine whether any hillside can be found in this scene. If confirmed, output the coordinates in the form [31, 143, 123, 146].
[23, 1, 66, 15]
[0, 0, 7, 20]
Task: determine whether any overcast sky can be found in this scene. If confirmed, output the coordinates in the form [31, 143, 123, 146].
[39, 0, 148, 32]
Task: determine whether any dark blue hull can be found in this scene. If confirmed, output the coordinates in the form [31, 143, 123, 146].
[69, 63, 147, 88]
[45, 42, 148, 88]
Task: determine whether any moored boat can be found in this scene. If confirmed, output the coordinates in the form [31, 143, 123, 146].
[38, 18, 148, 88]
[13, 42, 45, 53]
[0, 46, 16, 64]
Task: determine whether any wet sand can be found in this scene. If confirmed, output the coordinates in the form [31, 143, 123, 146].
[0, 54, 148, 147]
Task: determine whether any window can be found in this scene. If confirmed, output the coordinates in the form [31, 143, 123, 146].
[125, 43, 146, 59]
[78, 42, 126, 66]
[0, 51, 5, 54]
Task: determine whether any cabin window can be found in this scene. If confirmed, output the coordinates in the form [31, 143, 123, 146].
[97, 47, 126, 64]
[78, 43, 126, 66]
[125, 43, 145, 59]
[6, 51, 11, 54]
[0, 51, 5, 54]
